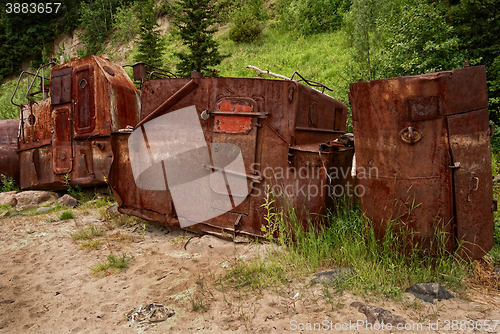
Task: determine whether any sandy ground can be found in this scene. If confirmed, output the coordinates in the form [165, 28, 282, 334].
[1, 205, 500, 334]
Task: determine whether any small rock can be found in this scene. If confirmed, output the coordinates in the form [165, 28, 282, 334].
[57, 194, 79, 208]
[10, 212, 21, 217]
[0, 191, 17, 207]
[351, 302, 405, 326]
[406, 283, 454, 304]
[15, 191, 60, 211]
[36, 207, 51, 214]
[493, 267, 500, 281]
[311, 267, 356, 284]
[106, 204, 119, 217]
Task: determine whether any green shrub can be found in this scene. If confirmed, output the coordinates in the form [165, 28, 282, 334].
[60, 211, 75, 220]
[0, 174, 19, 193]
[278, 0, 349, 36]
[229, 8, 262, 43]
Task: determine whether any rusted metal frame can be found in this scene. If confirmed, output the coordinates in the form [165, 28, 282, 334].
[202, 164, 263, 182]
[134, 79, 198, 130]
[18, 138, 52, 152]
[207, 110, 269, 118]
[124, 62, 177, 80]
[11, 71, 40, 107]
[25, 62, 56, 104]
[290, 72, 333, 93]
[295, 126, 344, 133]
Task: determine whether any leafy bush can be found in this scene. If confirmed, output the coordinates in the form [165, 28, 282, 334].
[112, 5, 140, 45]
[60, 211, 75, 220]
[229, 8, 262, 43]
[78, 0, 122, 56]
[278, 0, 349, 36]
[0, 174, 19, 192]
[378, 1, 464, 78]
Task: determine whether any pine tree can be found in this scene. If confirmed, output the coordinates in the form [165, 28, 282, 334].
[134, 0, 164, 68]
[172, 0, 226, 77]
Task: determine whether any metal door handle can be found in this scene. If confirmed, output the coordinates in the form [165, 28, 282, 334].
[400, 126, 422, 144]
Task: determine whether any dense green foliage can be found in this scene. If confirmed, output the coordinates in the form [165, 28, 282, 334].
[134, 0, 165, 67]
[229, 7, 262, 43]
[0, 0, 81, 82]
[277, 0, 350, 36]
[172, 0, 225, 76]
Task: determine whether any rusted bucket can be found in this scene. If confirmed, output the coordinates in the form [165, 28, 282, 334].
[350, 65, 495, 260]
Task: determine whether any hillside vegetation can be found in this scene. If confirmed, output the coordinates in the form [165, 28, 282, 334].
[1, 0, 500, 129]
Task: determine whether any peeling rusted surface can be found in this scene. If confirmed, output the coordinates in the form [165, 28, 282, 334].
[0, 119, 20, 183]
[17, 55, 140, 190]
[350, 66, 493, 260]
[109, 77, 353, 238]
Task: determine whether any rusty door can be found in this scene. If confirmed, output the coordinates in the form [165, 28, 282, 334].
[210, 97, 262, 215]
[53, 107, 73, 174]
[51, 67, 73, 174]
[74, 65, 95, 135]
[447, 108, 494, 258]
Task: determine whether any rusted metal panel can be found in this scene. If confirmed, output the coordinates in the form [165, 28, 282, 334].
[51, 67, 72, 105]
[52, 107, 73, 174]
[213, 98, 255, 134]
[109, 77, 353, 238]
[447, 108, 494, 259]
[74, 64, 96, 135]
[350, 65, 493, 259]
[0, 119, 20, 183]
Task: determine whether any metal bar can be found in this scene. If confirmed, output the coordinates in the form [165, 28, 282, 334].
[295, 126, 344, 133]
[134, 79, 198, 130]
[202, 164, 263, 182]
[209, 110, 268, 118]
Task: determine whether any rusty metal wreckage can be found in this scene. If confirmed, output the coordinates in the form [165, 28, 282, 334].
[0, 55, 495, 260]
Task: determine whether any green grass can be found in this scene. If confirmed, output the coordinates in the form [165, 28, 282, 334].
[220, 194, 472, 300]
[91, 253, 134, 275]
[80, 239, 101, 250]
[59, 211, 75, 220]
[71, 224, 101, 241]
[216, 28, 352, 105]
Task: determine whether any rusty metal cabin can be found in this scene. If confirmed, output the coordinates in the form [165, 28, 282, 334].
[108, 76, 354, 238]
[350, 65, 495, 260]
[15, 56, 141, 190]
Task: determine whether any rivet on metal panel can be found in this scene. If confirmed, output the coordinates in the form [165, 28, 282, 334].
[399, 126, 422, 144]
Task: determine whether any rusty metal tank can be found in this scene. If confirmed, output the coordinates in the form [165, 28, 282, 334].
[0, 119, 20, 184]
[349, 65, 495, 260]
[108, 76, 354, 238]
[16, 56, 141, 190]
